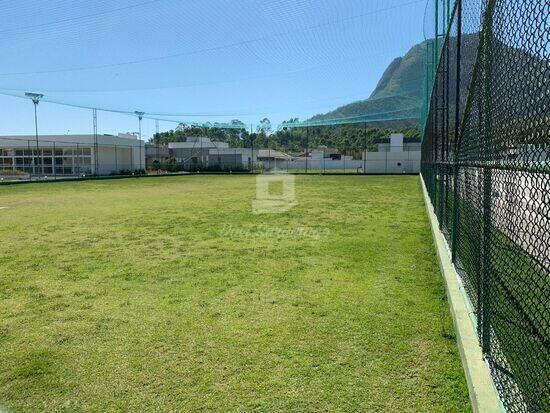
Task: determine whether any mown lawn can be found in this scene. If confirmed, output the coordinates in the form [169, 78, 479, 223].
[0, 175, 470, 412]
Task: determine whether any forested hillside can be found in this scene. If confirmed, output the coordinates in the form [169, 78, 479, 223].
[153, 35, 491, 152]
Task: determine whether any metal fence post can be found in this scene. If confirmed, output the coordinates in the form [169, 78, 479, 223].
[479, 0, 497, 356]
[442, 0, 451, 229]
[343, 129, 346, 174]
[76, 143, 80, 176]
[53, 142, 57, 180]
[305, 126, 309, 173]
[451, 0, 462, 262]
[363, 122, 367, 174]
[250, 128, 254, 172]
[93, 109, 98, 175]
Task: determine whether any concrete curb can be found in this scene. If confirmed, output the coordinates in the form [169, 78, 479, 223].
[420, 176, 503, 413]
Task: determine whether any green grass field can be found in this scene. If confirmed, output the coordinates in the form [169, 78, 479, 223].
[0, 175, 470, 412]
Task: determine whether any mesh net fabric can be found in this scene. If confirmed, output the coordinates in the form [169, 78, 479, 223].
[0, 0, 426, 124]
[422, 1, 549, 411]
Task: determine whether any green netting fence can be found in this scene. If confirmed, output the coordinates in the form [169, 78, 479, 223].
[421, 0, 549, 412]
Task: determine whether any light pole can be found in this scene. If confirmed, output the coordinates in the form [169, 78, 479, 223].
[135, 111, 145, 171]
[25, 92, 44, 175]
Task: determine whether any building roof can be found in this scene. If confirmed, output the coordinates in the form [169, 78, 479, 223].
[258, 149, 292, 160]
[168, 138, 229, 149]
[0, 134, 142, 147]
[311, 147, 340, 154]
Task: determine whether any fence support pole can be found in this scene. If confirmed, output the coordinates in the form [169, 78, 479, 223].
[479, 0, 496, 355]
[451, 0, 462, 262]
[250, 128, 254, 172]
[443, 0, 451, 228]
[342, 126, 346, 174]
[53, 142, 56, 180]
[433, 0, 440, 79]
[93, 109, 98, 175]
[305, 126, 309, 173]
[363, 122, 367, 174]
[433, 0, 441, 223]
[139, 116, 143, 171]
[155, 119, 160, 170]
[76, 143, 80, 176]
[250, 125, 254, 172]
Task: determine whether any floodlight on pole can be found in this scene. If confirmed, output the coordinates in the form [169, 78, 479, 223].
[25, 92, 44, 175]
[134, 111, 145, 171]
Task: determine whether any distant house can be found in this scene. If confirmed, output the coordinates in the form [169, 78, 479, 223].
[146, 134, 422, 173]
[210, 148, 257, 170]
[257, 149, 292, 161]
[309, 147, 343, 160]
[168, 137, 228, 166]
[256, 149, 292, 170]
[308, 147, 354, 162]
[165, 137, 257, 170]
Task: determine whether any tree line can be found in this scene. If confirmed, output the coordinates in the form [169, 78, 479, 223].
[150, 118, 420, 157]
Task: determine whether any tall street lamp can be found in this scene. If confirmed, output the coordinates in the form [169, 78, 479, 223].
[25, 92, 44, 175]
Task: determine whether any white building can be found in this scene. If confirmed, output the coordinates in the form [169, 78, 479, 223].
[362, 133, 421, 173]
[309, 147, 353, 161]
[158, 134, 421, 173]
[0, 133, 145, 176]
[376, 133, 422, 153]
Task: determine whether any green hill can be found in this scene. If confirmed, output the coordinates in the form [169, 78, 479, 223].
[310, 35, 480, 128]
[310, 41, 429, 126]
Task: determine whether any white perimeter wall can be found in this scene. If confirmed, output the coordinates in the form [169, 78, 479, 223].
[363, 151, 421, 173]
[261, 151, 420, 173]
[95, 146, 141, 174]
[94, 135, 144, 174]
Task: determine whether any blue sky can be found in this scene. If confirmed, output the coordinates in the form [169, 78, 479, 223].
[0, 0, 429, 139]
